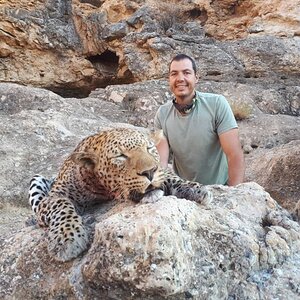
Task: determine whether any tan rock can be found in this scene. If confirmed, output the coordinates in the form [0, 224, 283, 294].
[102, 0, 139, 23]
[108, 90, 126, 103]
[1, 184, 300, 299]
[199, 0, 300, 40]
[245, 140, 300, 216]
[0, 0, 299, 96]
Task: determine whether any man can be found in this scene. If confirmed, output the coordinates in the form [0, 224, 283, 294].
[154, 54, 245, 186]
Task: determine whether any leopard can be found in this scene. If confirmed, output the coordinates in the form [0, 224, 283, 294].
[28, 127, 212, 262]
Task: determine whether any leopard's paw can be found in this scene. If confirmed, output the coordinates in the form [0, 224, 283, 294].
[141, 189, 164, 204]
[196, 188, 213, 205]
[48, 219, 89, 262]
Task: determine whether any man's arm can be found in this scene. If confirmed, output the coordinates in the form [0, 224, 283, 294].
[219, 128, 245, 186]
[156, 134, 169, 168]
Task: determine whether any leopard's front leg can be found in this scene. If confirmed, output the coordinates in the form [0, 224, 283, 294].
[162, 169, 213, 205]
[37, 195, 89, 262]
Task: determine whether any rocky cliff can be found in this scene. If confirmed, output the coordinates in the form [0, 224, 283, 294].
[1, 0, 300, 100]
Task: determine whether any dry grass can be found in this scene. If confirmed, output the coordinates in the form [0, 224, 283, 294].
[229, 101, 253, 120]
[150, 0, 187, 33]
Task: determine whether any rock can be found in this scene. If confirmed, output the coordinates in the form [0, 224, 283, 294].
[199, 81, 300, 117]
[224, 36, 300, 81]
[90, 79, 170, 127]
[68, 185, 300, 299]
[238, 114, 300, 150]
[0, 1, 299, 96]
[101, 22, 128, 40]
[1, 183, 300, 299]
[245, 140, 300, 217]
[245, 0, 300, 38]
[202, 0, 300, 40]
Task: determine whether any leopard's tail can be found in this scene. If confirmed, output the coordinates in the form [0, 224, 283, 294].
[28, 174, 55, 213]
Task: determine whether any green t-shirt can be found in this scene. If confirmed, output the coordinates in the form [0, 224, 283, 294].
[154, 91, 237, 185]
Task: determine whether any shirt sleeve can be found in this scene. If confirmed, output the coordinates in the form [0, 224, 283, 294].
[154, 108, 162, 130]
[215, 95, 238, 135]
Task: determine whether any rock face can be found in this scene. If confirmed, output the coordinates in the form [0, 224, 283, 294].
[246, 141, 300, 215]
[0, 0, 299, 98]
[1, 183, 300, 299]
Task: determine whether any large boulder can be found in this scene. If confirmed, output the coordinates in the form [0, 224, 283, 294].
[246, 140, 300, 217]
[1, 183, 300, 299]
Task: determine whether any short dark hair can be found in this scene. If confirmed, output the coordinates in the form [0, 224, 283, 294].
[169, 54, 197, 74]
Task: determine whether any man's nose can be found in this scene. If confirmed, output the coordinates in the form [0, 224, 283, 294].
[176, 72, 184, 81]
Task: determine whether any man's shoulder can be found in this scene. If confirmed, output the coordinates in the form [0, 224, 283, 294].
[159, 100, 173, 107]
[157, 101, 173, 112]
[155, 101, 173, 124]
[196, 91, 224, 101]
[196, 91, 229, 108]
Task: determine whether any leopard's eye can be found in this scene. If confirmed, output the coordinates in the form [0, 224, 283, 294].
[117, 153, 128, 160]
[111, 153, 127, 163]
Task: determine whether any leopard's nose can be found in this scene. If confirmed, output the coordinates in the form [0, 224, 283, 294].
[138, 166, 158, 181]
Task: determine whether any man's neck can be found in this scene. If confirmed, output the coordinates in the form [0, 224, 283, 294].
[175, 93, 195, 105]
[173, 93, 196, 115]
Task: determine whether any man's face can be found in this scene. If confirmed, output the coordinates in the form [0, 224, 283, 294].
[169, 58, 198, 103]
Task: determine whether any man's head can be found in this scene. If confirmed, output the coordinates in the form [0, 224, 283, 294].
[169, 54, 197, 75]
[169, 54, 198, 104]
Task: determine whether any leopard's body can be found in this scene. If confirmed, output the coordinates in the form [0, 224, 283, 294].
[29, 128, 212, 261]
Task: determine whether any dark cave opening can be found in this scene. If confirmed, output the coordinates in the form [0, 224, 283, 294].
[79, 0, 103, 8]
[87, 50, 119, 77]
[47, 50, 135, 98]
[186, 8, 208, 25]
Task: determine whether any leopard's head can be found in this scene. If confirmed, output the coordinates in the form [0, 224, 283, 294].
[70, 128, 165, 202]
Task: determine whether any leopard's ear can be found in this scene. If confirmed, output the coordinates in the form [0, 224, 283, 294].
[70, 151, 98, 171]
[148, 128, 163, 146]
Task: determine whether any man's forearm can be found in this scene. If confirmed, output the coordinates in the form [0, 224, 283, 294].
[156, 135, 169, 168]
[227, 154, 245, 186]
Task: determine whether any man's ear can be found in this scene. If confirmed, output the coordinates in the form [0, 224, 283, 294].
[149, 128, 163, 146]
[70, 151, 98, 171]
